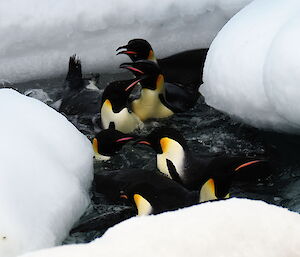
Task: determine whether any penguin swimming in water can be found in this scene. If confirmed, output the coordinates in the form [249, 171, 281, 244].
[59, 55, 101, 115]
[117, 38, 208, 87]
[100, 78, 143, 133]
[136, 127, 271, 200]
[120, 60, 199, 121]
[92, 123, 135, 161]
[94, 169, 202, 215]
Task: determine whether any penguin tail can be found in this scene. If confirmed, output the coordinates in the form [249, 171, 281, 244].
[65, 54, 84, 90]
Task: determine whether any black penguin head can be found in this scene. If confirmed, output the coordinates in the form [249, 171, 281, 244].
[120, 60, 163, 91]
[93, 123, 135, 160]
[136, 127, 189, 154]
[65, 55, 84, 90]
[120, 182, 155, 216]
[116, 39, 155, 62]
[101, 79, 137, 113]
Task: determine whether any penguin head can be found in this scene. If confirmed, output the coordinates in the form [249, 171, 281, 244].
[119, 183, 154, 216]
[101, 79, 137, 113]
[65, 54, 84, 90]
[136, 127, 189, 154]
[120, 60, 164, 91]
[116, 39, 156, 62]
[92, 123, 135, 160]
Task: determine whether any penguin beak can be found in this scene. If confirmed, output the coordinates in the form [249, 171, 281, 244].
[234, 160, 264, 172]
[119, 63, 144, 75]
[116, 45, 138, 56]
[125, 78, 143, 92]
[134, 139, 152, 146]
[115, 137, 134, 143]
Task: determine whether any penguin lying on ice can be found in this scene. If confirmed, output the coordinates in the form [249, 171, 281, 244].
[136, 127, 271, 196]
[94, 169, 222, 216]
[120, 60, 199, 121]
[117, 38, 208, 87]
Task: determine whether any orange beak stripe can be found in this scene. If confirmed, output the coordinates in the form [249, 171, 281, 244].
[138, 141, 151, 146]
[120, 194, 128, 199]
[116, 137, 134, 143]
[126, 67, 144, 74]
[123, 51, 137, 55]
[235, 160, 262, 172]
[125, 79, 142, 91]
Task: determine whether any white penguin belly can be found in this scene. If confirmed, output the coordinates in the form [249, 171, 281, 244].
[101, 105, 143, 133]
[156, 139, 185, 179]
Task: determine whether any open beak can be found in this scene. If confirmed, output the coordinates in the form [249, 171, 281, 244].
[116, 45, 137, 56]
[119, 63, 144, 74]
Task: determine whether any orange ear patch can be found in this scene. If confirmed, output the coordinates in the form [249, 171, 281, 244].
[156, 74, 164, 91]
[160, 137, 171, 153]
[104, 99, 112, 109]
[92, 138, 98, 154]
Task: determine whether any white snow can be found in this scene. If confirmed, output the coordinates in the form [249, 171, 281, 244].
[18, 198, 300, 257]
[201, 0, 300, 133]
[0, 89, 94, 257]
[0, 0, 252, 83]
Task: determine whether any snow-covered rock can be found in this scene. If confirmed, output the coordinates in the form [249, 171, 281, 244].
[18, 198, 300, 257]
[0, 0, 253, 83]
[201, 0, 300, 133]
[0, 89, 94, 257]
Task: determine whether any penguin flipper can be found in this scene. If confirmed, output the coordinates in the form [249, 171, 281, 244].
[166, 159, 183, 185]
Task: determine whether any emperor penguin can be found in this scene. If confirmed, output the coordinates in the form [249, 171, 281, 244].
[92, 123, 135, 161]
[120, 61, 199, 121]
[117, 38, 208, 86]
[136, 127, 270, 202]
[100, 79, 143, 133]
[94, 169, 201, 216]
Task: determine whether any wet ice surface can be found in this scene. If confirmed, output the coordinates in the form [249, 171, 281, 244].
[14, 74, 300, 244]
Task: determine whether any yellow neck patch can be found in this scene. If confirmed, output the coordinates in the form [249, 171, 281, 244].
[156, 74, 164, 93]
[148, 49, 157, 62]
[199, 179, 230, 202]
[200, 179, 217, 203]
[92, 138, 98, 155]
[134, 194, 152, 216]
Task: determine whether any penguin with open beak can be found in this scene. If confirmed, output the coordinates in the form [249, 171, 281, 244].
[58, 55, 101, 115]
[92, 123, 135, 161]
[94, 169, 201, 215]
[100, 79, 143, 133]
[119, 60, 199, 121]
[117, 38, 208, 87]
[136, 127, 271, 201]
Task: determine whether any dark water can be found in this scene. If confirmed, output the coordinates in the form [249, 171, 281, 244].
[14, 74, 300, 244]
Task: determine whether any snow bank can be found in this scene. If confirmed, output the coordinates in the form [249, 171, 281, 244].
[0, 0, 252, 83]
[0, 89, 94, 257]
[201, 0, 300, 133]
[19, 198, 300, 257]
